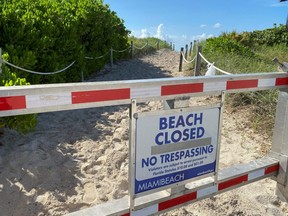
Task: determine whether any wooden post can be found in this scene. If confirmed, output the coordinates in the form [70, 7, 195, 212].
[170, 42, 172, 50]
[157, 41, 160, 50]
[189, 42, 193, 56]
[81, 71, 84, 82]
[130, 41, 134, 59]
[146, 41, 148, 54]
[110, 48, 113, 67]
[193, 40, 197, 51]
[172, 44, 175, 51]
[179, 47, 184, 72]
[194, 46, 202, 76]
[185, 44, 188, 60]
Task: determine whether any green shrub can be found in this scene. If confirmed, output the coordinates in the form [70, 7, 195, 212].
[204, 36, 255, 58]
[0, 0, 130, 84]
[0, 52, 37, 133]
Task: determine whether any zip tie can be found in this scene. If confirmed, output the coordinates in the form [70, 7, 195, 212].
[181, 52, 196, 63]
[2, 59, 76, 75]
[199, 52, 232, 75]
[85, 50, 110, 60]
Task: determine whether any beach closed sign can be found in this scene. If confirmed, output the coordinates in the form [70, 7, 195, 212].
[134, 107, 220, 195]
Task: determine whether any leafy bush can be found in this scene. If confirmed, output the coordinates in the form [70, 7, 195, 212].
[129, 36, 171, 57]
[0, 0, 130, 84]
[195, 25, 286, 137]
[204, 36, 255, 58]
[0, 52, 37, 133]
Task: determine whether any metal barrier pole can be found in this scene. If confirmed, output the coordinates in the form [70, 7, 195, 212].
[179, 47, 184, 72]
[270, 89, 288, 201]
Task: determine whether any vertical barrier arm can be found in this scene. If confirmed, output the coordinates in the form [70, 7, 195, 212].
[270, 89, 288, 201]
[129, 99, 137, 211]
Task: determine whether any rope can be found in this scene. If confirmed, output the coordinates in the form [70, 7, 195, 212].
[133, 44, 147, 50]
[112, 47, 130, 53]
[198, 52, 232, 75]
[181, 52, 196, 64]
[146, 42, 158, 48]
[2, 59, 75, 75]
[85, 50, 110, 60]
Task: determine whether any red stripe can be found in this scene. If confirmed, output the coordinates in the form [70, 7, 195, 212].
[158, 191, 197, 211]
[265, 164, 279, 175]
[72, 88, 130, 104]
[226, 80, 258, 90]
[161, 83, 203, 96]
[276, 77, 288, 86]
[0, 96, 26, 111]
[121, 213, 130, 216]
[218, 175, 248, 191]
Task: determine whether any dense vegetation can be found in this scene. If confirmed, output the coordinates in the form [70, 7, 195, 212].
[0, 0, 130, 133]
[0, 0, 171, 133]
[193, 24, 288, 136]
[129, 36, 171, 56]
[0, 0, 130, 84]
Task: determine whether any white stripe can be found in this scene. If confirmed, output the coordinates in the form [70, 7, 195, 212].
[131, 86, 161, 98]
[258, 78, 276, 88]
[26, 92, 72, 108]
[197, 185, 218, 199]
[248, 169, 265, 181]
[203, 82, 226, 92]
[131, 204, 158, 216]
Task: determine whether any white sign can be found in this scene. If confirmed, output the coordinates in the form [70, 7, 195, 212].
[135, 107, 220, 194]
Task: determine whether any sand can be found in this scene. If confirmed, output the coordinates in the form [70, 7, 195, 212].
[0, 49, 287, 216]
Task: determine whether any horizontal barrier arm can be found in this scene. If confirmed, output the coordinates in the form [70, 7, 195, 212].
[0, 72, 287, 117]
[66, 157, 279, 216]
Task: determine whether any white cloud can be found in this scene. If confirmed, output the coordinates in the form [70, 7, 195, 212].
[270, 3, 288, 7]
[140, 29, 150, 38]
[200, 24, 207, 28]
[181, 35, 188, 39]
[155, 24, 165, 40]
[192, 33, 214, 42]
[213, 23, 221, 28]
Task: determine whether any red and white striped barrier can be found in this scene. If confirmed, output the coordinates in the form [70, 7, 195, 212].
[67, 157, 279, 216]
[0, 72, 287, 117]
[0, 72, 285, 216]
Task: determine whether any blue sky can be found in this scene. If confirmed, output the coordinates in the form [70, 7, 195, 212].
[103, 0, 288, 50]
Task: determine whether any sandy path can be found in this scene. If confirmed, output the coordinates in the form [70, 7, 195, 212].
[0, 49, 287, 216]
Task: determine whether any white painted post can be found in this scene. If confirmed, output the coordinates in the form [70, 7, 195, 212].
[270, 89, 288, 201]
